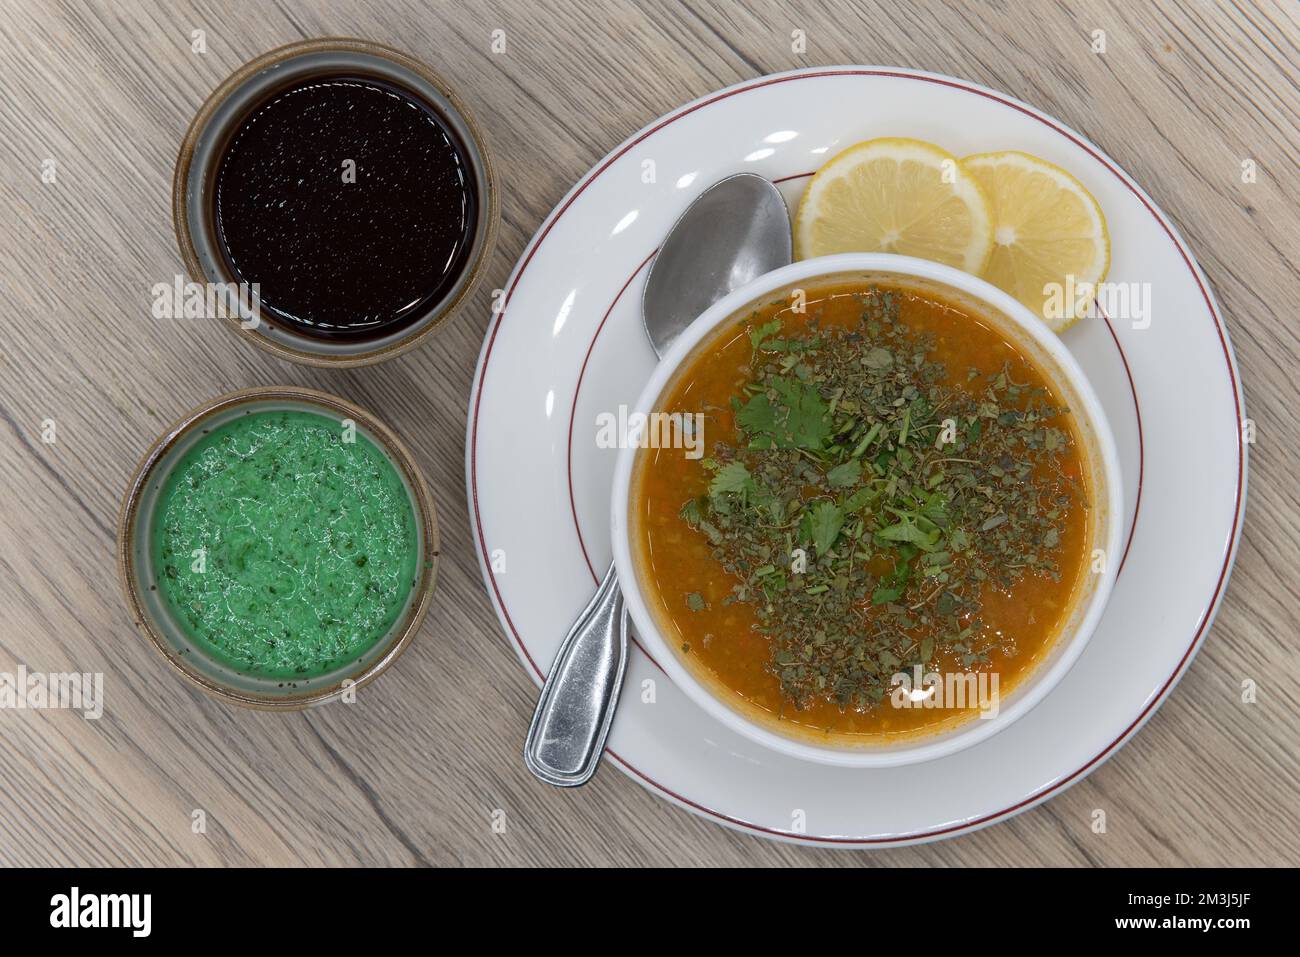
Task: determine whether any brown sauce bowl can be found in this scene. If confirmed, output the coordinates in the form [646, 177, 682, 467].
[173, 38, 497, 367]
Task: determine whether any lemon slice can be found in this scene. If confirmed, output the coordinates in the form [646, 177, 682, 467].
[962, 151, 1110, 331]
[794, 137, 994, 273]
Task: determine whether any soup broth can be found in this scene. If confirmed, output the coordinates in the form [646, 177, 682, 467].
[631, 280, 1092, 744]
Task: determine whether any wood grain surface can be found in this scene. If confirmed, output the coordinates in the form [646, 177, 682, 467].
[0, 0, 1295, 866]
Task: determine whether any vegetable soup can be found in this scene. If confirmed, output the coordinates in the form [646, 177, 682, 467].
[630, 280, 1093, 744]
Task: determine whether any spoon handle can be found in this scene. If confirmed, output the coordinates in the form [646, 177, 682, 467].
[524, 562, 628, 787]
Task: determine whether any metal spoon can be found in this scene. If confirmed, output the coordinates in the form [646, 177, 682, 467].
[524, 173, 792, 787]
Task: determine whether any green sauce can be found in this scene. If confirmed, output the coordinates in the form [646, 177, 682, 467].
[151, 409, 418, 679]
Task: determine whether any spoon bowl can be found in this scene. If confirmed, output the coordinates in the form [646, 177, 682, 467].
[642, 173, 792, 359]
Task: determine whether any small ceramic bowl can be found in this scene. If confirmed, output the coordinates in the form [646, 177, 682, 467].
[173, 38, 498, 366]
[118, 387, 439, 708]
[611, 253, 1124, 767]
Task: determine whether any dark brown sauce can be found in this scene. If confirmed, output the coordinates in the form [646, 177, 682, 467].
[213, 74, 478, 340]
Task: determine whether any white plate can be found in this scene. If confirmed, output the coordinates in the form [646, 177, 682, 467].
[466, 67, 1247, 845]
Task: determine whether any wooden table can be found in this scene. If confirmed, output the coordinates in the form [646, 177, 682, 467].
[1, 0, 1295, 866]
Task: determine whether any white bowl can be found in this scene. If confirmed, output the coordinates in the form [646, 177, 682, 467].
[611, 252, 1124, 768]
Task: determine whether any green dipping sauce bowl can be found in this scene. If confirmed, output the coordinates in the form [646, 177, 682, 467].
[118, 387, 438, 708]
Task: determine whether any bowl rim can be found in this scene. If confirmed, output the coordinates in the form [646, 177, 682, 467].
[610, 252, 1125, 767]
[171, 37, 499, 368]
[116, 386, 440, 709]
